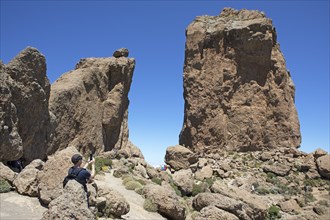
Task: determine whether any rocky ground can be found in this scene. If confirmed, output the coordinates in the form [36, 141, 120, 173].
[1, 145, 329, 220]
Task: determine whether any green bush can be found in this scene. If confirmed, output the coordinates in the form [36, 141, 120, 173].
[0, 179, 11, 193]
[204, 178, 215, 187]
[135, 186, 144, 195]
[124, 180, 143, 191]
[192, 182, 208, 196]
[304, 192, 316, 204]
[266, 205, 281, 220]
[170, 183, 182, 197]
[255, 187, 269, 195]
[151, 177, 162, 185]
[95, 157, 112, 174]
[122, 176, 134, 185]
[143, 198, 158, 212]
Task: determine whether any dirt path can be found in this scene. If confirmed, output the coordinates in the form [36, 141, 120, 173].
[95, 172, 166, 220]
[0, 191, 47, 220]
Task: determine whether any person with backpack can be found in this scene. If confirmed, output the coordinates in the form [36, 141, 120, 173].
[64, 154, 95, 194]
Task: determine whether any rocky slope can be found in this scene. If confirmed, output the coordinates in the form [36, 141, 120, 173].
[180, 8, 301, 153]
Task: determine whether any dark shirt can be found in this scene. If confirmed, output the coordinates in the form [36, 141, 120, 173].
[68, 167, 91, 191]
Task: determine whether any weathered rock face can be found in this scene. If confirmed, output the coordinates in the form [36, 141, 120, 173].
[0, 47, 52, 162]
[165, 145, 198, 170]
[1, 47, 50, 162]
[0, 62, 23, 162]
[179, 8, 301, 153]
[49, 51, 135, 155]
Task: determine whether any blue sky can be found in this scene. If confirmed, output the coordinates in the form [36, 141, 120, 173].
[1, 1, 329, 165]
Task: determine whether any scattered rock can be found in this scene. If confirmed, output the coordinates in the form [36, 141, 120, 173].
[97, 184, 130, 218]
[195, 165, 213, 180]
[165, 145, 197, 170]
[172, 169, 194, 196]
[143, 184, 186, 220]
[279, 199, 301, 214]
[194, 206, 239, 220]
[13, 159, 44, 196]
[0, 162, 16, 183]
[262, 163, 291, 176]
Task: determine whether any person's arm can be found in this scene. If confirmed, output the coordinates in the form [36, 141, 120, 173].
[83, 158, 94, 169]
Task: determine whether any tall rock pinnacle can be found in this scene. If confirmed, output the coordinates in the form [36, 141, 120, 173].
[179, 8, 301, 154]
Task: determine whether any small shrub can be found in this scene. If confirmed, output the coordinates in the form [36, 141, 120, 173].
[135, 186, 144, 195]
[192, 182, 208, 196]
[151, 177, 162, 185]
[124, 180, 142, 191]
[304, 192, 316, 204]
[266, 205, 281, 220]
[122, 176, 134, 185]
[0, 179, 11, 193]
[204, 178, 215, 187]
[318, 200, 329, 207]
[170, 183, 182, 197]
[255, 187, 269, 195]
[136, 178, 146, 186]
[143, 198, 158, 212]
[95, 157, 112, 174]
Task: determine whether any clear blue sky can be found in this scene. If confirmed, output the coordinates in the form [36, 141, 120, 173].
[1, 1, 329, 166]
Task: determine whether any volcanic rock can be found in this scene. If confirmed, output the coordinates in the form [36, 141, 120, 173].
[42, 180, 95, 220]
[0, 162, 16, 183]
[13, 159, 44, 196]
[143, 183, 186, 220]
[316, 154, 330, 179]
[113, 48, 129, 58]
[48, 51, 135, 155]
[38, 146, 80, 205]
[1, 48, 52, 162]
[179, 8, 301, 153]
[165, 145, 198, 170]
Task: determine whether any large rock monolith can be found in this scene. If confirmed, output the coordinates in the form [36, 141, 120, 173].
[179, 8, 301, 153]
[48, 49, 135, 155]
[0, 47, 52, 162]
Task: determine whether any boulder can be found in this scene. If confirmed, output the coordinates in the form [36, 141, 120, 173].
[13, 159, 44, 196]
[97, 184, 130, 218]
[0, 162, 16, 183]
[172, 169, 194, 195]
[193, 192, 265, 220]
[113, 48, 129, 58]
[313, 148, 328, 158]
[195, 165, 213, 180]
[2, 47, 52, 162]
[262, 163, 291, 176]
[48, 51, 135, 155]
[194, 206, 239, 220]
[316, 154, 330, 179]
[211, 180, 268, 213]
[165, 145, 197, 170]
[179, 8, 301, 153]
[42, 180, 95, 220]
[279, 199, 301, 214]
[38, 146, 80, 205]
[143, 184, 186, 220]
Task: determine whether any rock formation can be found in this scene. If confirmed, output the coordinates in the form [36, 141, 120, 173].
[179, 8, 301, 153]
[38, 146, 80, 205]
[48, 49, 135, 156]
[42, 180, 95, 220]
[0, 47, 52, 162]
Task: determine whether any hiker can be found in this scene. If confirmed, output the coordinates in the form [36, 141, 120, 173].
[67, 154, 95, 193]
